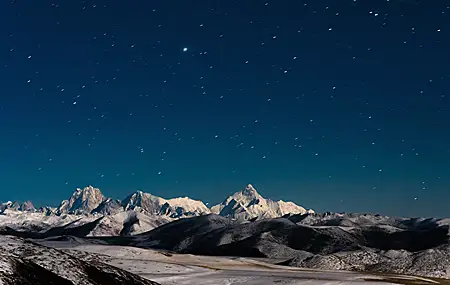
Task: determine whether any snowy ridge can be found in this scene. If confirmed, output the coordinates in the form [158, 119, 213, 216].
[160, 196, 211, 218]
[122, 190, 168, 214]
[122, 191, 210, 218]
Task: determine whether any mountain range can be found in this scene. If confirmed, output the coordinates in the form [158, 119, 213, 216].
[0, 184, 313, 236]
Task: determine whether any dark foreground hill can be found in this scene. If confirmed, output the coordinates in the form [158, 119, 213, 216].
[132, 213, 450, 278]
[0, 235, 160, 285]
[2, 212, 450, 279]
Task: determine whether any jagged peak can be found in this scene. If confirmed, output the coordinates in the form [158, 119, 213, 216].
[128, 190, 164, 201]
[0, 200, 35, 212]
[241, 184, 258, 196]
[211, 184, 311, 219]
[56, 185, 106, 215]
[228, 184, 262, 202]
[19, 201, 35, 211]
[73, 185, 102, 195]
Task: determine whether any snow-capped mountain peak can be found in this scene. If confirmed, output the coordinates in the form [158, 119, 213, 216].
[241, 183, 259, 197]
[166, 197, 209, 210]
[122, 191, 210, 218]
[122, 190, 167, 214]
[228, 184, 263, 204]
[19, 201, 35, 212]
[161, 197, 210, 218]
[0, 200, 36, 213]
[57, 186, 105, 215]
[211, 184, 311, 220]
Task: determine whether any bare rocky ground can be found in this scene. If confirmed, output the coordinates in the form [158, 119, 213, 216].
[0, 235, 159, 285]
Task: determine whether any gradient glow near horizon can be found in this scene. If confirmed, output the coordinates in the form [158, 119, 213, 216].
[0, 1, 449, 217]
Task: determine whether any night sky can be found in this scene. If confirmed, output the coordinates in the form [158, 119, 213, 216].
[1, 1, 449, 217]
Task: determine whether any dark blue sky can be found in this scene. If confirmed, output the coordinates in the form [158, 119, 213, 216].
[1, 1, 449, 217]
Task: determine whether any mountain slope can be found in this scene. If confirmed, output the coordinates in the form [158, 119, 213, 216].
[91, 198, 123, 215]
[137, 214, 361, 256]
[132, 213, 450, 278]
[0, 235, 160, 285]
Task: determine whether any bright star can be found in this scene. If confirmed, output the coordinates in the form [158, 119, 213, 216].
[182, 47, 188, 52]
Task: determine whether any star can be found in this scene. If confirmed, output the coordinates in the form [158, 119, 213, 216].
[2, 0, 449, 218]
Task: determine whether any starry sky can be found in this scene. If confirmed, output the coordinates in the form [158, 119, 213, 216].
[1, 1, 449, 217]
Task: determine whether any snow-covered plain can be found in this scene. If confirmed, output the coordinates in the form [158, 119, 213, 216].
[39, 240, 446, 285]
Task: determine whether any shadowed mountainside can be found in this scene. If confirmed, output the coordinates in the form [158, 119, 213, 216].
[0, 235, 160, 285]
[129, 213, 450, 278]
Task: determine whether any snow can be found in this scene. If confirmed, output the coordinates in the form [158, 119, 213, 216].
[86, 210, 172, 236]
[165, 197, 210, 214]
[0, 210, 82, 232]
[0, 207, 172, 237]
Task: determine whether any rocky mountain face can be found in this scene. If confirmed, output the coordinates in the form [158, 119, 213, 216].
[19, 201, 36, 212]
[1, 201, 19, 212]
[37, 206, 56, 216]
[122, 191, 168, 214]
[91, 198, 123, 215]
[211, 184, 314, 220]
[57, 186, 106, 215]
[1, 201, 36, 213]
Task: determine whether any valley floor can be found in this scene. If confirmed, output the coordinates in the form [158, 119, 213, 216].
[39, 240, 447, 285]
